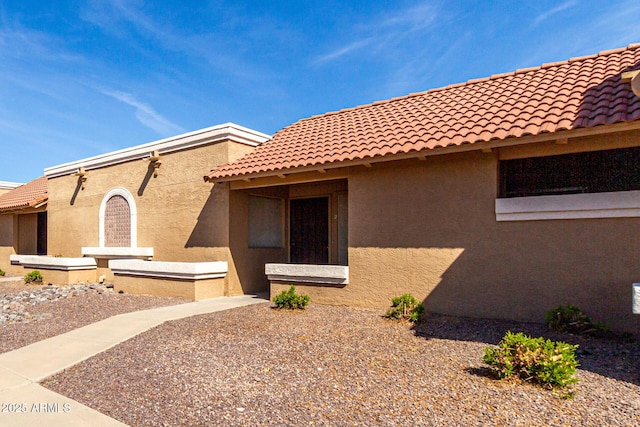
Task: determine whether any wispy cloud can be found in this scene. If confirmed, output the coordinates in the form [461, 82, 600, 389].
[100, 89, 184, 135]
[312, 38, 374, 65]
[586, 0, 640, 49]
[80, 1, 274, 84]
[0, 26, 84, 63]
[521, 0, 640, 67]
[390, 37, 468, 94]
[82, 0, 178, 50]
[312, 2, 438, 66]
[532, 0, 578, 27]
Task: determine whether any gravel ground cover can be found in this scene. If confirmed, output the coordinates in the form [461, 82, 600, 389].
[0, 279, 188, 354]
[44, 303, 639, 427]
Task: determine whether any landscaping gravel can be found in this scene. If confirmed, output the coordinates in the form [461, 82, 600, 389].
[43, 303, 640, 427]
[0, 279, 188, 354]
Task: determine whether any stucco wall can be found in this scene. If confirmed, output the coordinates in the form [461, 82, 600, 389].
[253, 130, 640, 333]
[17, 214, 38, 255]
[46, 140, 261, 293]
[345, 140, 640, 332]
[229, 188, 289, 294]
[0, 214, 15, 273]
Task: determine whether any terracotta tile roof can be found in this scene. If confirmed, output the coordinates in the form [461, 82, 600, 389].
[207, 44, 640, 181]
[0, 177, 48, 212]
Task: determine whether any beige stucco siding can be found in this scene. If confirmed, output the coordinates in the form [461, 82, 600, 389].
[345, 145, 640, 332]
[17, 214, 38, 255]
[46, 141, 263, 295]
[48, 143, 228, 254]
[0, 214, 15, 273]
[229, 188, 289, 294]
[251, 131, 640, 332]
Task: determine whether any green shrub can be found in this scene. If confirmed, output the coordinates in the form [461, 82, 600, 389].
[24, 270, 43, 284]
[386, 293, 425, 322]
[273, 286, 310, 309]
[483, 331, 579, 397]
[545, 304, 610, 336]
[0, 268, 5, 276]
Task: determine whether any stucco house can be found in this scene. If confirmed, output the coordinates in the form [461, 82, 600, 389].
[0, 177, 48, 273]
[3, 44, 640, 333]
[4, 124, 269, 297]
[204, 44, 640, 333]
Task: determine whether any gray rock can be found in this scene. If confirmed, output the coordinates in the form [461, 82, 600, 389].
[0, 283, 114, 324]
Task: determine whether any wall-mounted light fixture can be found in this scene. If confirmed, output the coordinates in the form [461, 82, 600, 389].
[73, 167, 88, 189]
[146, 150, 162, 177]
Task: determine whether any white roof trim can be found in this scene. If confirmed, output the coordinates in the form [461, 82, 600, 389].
[44, 123, 270, 178]
[0, 181, 23, 190]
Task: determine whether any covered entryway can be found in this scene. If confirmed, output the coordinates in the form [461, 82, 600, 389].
[290, 197, 329, 264]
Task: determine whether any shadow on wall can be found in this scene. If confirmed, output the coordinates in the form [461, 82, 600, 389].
[379, 64, 640, 386]
[69, 176, 84, 206]
[137, 162, 158, 197]
[349, 151, 640, 334]
[185, 183, 230, 248]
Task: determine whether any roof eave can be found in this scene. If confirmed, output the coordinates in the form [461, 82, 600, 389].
[206, 121, 640, 184]
[46, 123, 270, 179]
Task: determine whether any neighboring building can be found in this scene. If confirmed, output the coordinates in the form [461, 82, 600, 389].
[0, 181, 22, 197]
[40, 123, 269, 295]
[0, 177, 48, 273]
[205, 44, 640, 333]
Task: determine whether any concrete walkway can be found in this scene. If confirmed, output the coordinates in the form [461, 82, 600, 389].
[0, 294, 269, 426]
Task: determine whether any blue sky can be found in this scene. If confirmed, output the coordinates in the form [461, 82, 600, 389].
[1, 0, 640, 183]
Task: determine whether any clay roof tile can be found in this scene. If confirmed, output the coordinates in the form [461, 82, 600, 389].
[0, 177, 48, 212]
[206, 44, 640, 181]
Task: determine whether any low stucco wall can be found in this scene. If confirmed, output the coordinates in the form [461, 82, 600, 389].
[0, 249, 19, 276]
[114, 276, 225, 300]
[20, 267, 97, 286]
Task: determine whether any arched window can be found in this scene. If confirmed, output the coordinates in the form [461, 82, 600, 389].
[99, 188, 137, 247]
[105, 195, 131, 247]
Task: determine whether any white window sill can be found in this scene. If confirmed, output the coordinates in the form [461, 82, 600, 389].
[265, 263, 349, 285]
[496, 190, 640, 221]
[81, 247, 154, 260]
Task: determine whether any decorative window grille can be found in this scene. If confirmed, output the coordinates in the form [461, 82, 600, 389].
[104, 195, 131, 247]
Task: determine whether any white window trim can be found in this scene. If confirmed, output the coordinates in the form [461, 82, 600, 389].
[496, 190, 640, 221]
[99, 187, 138, 247]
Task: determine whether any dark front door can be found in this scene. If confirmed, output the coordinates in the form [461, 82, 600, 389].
[290, 197, 329, 264]
[37, 211, 47, 255]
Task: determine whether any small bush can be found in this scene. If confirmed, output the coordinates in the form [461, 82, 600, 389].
[483, 331, 579, 397]
[273, 286, 310, 309]
[24, 270, 43, 284]
[0, 268, 5, 276]
[386, 293, 425, 322]
[545, 304, 610, 337]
